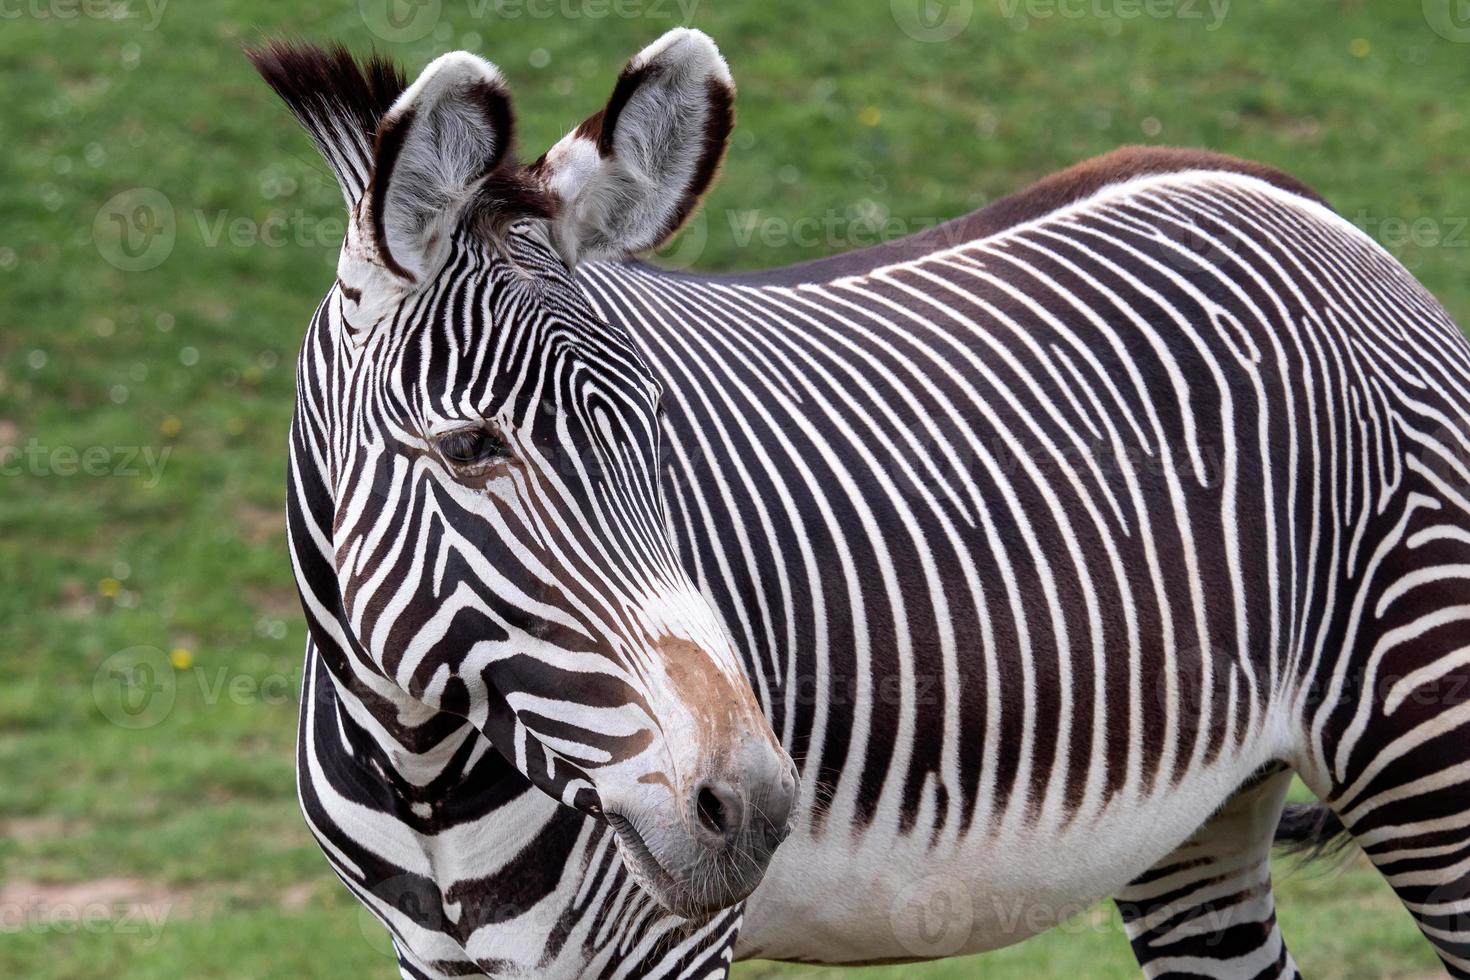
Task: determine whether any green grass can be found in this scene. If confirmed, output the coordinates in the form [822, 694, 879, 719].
[1, 0, 1465, 975]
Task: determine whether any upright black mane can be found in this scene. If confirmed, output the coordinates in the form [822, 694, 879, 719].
[246, 40, 406, 156]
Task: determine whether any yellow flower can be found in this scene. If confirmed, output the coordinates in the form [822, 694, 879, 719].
[98, 577, 121, 598]
[1349, 38, 1370, 58]
[169, 647, 194, 670]
[858, 106, 882, 127]
[160, 415, 182, 438]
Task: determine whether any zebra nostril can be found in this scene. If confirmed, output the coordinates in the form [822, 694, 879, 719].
[694, 781, 742, 846]
[767, 769, 797, 838]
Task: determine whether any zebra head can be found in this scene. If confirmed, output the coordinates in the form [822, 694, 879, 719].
[252, 31, 796, 918]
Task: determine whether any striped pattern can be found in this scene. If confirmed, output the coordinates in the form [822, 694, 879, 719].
[283, 141, 1470, 977]
[581, 168, 1470, 974]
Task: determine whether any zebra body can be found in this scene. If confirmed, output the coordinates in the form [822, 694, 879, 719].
[256, 33, 1470, 979]
[582, 163, 1470, 968]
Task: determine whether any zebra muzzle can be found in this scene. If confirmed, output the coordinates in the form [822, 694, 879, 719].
[603, 744, 797, 919]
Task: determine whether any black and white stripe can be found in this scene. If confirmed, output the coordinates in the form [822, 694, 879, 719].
[255, 35, 1470, 980]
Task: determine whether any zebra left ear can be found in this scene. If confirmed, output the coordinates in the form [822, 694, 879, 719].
[530, 29, 734, 266]
[364, 51, 514, 283]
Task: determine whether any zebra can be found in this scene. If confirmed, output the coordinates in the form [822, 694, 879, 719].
[249, 29, 1470, 979]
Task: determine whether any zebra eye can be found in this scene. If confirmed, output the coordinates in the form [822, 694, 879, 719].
[437, 427, 508, 468]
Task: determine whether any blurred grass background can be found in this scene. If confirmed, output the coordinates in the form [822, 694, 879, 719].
[1, 0, 1466, 976]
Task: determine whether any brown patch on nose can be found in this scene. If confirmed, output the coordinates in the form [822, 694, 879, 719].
[655, 635, 760, 762]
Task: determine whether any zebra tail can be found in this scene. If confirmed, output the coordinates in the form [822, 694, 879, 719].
[1273, 803, 1355, 862]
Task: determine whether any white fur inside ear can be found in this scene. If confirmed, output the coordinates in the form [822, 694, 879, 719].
[534, 29, 734, 265]
[371, 50, 510, 281]
[538, 135, 604, 265]
[543, 136, 602, 206]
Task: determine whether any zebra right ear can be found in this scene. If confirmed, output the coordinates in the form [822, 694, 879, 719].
[362, 51, 515, 284]
[528, 29, 734, 266]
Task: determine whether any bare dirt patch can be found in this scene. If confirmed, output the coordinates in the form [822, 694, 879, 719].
[279, 881, 316, 911]
[235, 500, 285, 545]
[1, 816, 86, 842]
[0, 877, 200, 942]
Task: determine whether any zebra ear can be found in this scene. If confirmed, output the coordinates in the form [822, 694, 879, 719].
[530, 28, 734, 266]
[363, 51, 514, 283]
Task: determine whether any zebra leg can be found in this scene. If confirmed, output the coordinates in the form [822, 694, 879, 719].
[1293, 476, 1470, 975]
[1315, 800, 1470, 979]
[1113, 766, 1298, 978]
[1312, 564, 1470, 977]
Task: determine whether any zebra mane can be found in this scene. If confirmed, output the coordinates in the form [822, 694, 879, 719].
[246, 40, 406, 206]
